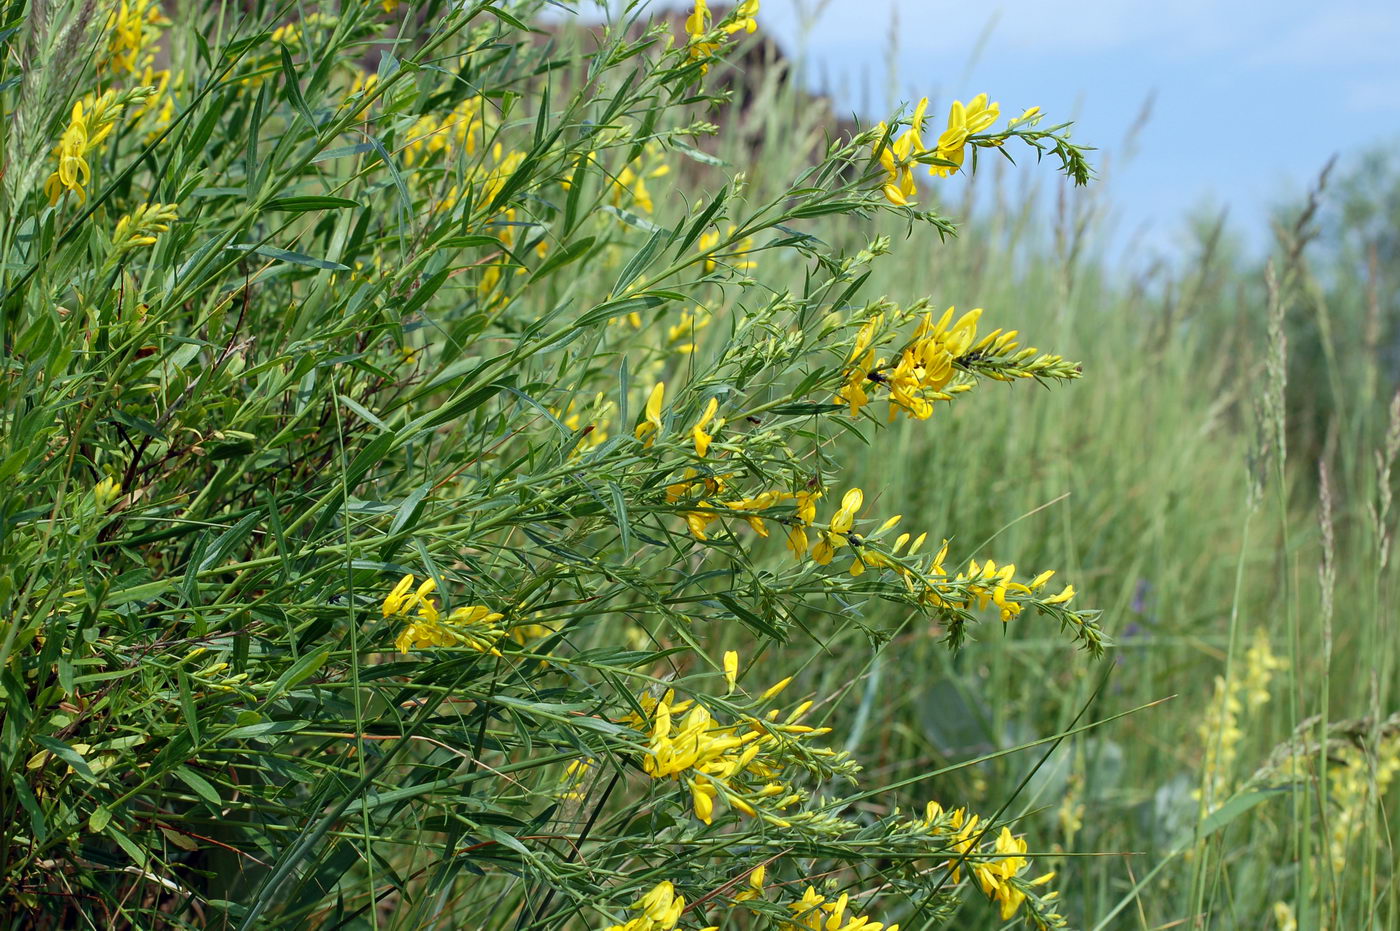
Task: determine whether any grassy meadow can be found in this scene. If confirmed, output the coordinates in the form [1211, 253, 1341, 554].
[0, 1, 1395, 928]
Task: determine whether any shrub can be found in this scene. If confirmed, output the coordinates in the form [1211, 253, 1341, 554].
[0, 1, 1097, 926]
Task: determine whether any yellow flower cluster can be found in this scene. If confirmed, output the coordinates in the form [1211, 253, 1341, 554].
[661, 463, 1088, 642]
[268, 13, 335, 48]
[381, 574, 506, 655]
[1195, 629, 1284, 807]
[928, 94, 1000, 178]
[603, 881, 695, 931]
[559, 757, 594, 800]
[872, 98, 927, 206]
[636, 675, 846, 826]
[613, 143, 671, 215]
[837, 305, 1080, 420]
[668, 474, 809, 545]
[873, 94, 1045, 202]
[112, 202, 179, 253]
[50, 3, 172, 204]
[683, 1, 721, 74]
[682, 0, 759, 74]
[727, 0, 760, 34]
[666, 307, 710, 355]
[403, 97, 488, 166]
[348, 70, 380, 100]
[100, 0, 169, 76]
[555, 394, 614, 453]
[934, 559, 1072, 622]
[698, 226, 757, 274]
[45, 91, 126, 204]
[132, 64, 177, 141]
[785, 887, 898, 931]
[917, 802, 1063, 926]
[1324, 736, 1400, 876]
[94, 477, 123, 511]
[636, 382, 667, 446]
[808, 488, 862, 565]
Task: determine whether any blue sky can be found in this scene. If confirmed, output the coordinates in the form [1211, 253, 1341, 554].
[581, 0, 1400, 260]
[745, 0, 1400, 257]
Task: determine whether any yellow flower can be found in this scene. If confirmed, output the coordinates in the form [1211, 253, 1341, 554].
[723, 650, 738, 692]
[873, 97, 927, 205]
[45, 90, 128, 205]
[724, 0, 759, 34]
[636, 381, 666, 445]
[395, 604, 505, 655]
[634, 680, 838, 829]
[605, 880, 687, 931]
[1008, 105, 1042, 127]
[685, 0, 710, 38]
[835, 350, 876, 416]
[723, 490, 790, 537]
[559, 757, 593, 800]
[930, 94, 1000, 178]
[381, 574, 428, 617]
[613, 143, 671, 214]
[683, 0, 720, 73]
[94, 477, 122, 510]
[133, 65, 175, 137]
[684, 502, 721, 541]
[785, 525, 809, 559]
[47, 108, 91, 204]
[880, 306, 982, 420]
[830, 488, 863, 534]
[383, 574, 504, 655]
[811, 488, 862, 566]
[101, 0, 168, 76]
[736, 864, 765, 901]
[785, 886, 898, 931]
[112, 202, 178, 253]
[692, 397, 720, 456]
[698, 225, 757, 273]
[848, 312, 884, 362]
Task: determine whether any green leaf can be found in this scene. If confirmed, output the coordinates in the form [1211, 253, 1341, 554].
[225, 720, 304, 739]
[613, 225, 671, 295]
[175, 766, 222, 806]
[267, 647, 331, 701]
[1192, 789, 1283, 841]
[107, 825, 149, 867]
[229, 244, 349, 271]
[197, 512, 262, 573]
[32, 736, 95, 782]
[313, 143, 375, 162]
[481, 4, 531, 31]
[574, 294, 670, 330]
[264, 196, 362, 212]
[279, 45, 316, 129]
[389, 483, 433, 536]
[528, 235, 595, 283]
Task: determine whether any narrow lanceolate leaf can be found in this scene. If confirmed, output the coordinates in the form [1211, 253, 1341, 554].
[227, 244, 349, 270]
[264, 196, 362, 212]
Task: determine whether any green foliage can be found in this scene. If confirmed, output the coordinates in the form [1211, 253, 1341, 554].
[0, 1, 1101, 928]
